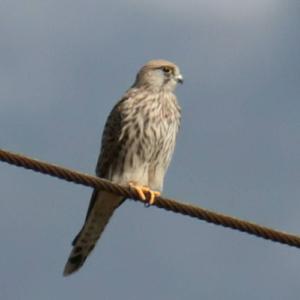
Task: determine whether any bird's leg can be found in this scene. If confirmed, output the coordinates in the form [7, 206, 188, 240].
[128, 182, 160, 205]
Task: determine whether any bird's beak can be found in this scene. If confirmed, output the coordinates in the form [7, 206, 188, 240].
[176, 74, 184, 84]
[175, 74, 183, 84]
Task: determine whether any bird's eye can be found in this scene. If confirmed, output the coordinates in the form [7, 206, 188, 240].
[162, 67, 172, 73]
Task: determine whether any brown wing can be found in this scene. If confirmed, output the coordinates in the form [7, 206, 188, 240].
[82, 96, 129, 225]
[95, 101, 123, 178]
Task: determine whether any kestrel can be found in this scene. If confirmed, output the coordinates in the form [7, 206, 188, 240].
[63, 59, 183, 276]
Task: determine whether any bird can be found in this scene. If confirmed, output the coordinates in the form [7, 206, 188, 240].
[63, 59, 183, 276]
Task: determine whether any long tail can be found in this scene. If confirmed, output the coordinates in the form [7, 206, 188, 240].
[63, 190, 124, 276]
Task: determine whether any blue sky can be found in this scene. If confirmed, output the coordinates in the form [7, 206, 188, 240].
[0, 1, 300, 299]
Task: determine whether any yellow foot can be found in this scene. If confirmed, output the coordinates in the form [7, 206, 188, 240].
[128, 182, 160, 205]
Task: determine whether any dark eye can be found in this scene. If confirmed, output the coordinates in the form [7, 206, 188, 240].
[162, 67, 172, 73]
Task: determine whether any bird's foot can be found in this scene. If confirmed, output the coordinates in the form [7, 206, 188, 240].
[128, 182, 160, 205]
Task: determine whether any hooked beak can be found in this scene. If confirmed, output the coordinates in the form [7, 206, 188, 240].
[176, 74, 184, 84]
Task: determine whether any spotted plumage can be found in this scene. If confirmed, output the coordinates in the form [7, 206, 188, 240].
[63, 59, 183, 276]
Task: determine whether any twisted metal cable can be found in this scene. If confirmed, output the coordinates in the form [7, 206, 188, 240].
[1, 148, 300, 249]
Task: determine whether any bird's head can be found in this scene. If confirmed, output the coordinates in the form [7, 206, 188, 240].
[133, 59, 183, 92]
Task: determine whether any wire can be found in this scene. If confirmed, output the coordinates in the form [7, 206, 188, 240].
[1, 147, 300, 249]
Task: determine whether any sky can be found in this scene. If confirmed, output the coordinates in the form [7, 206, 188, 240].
[0, 0, 300, 299]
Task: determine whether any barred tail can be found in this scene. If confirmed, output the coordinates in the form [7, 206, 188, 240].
[63, 190, 124, 276]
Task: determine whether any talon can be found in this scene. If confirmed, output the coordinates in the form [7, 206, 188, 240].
[148, 191, 160, 205]
[129, 182, 147, 200]
[128, 182, 160, 205]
